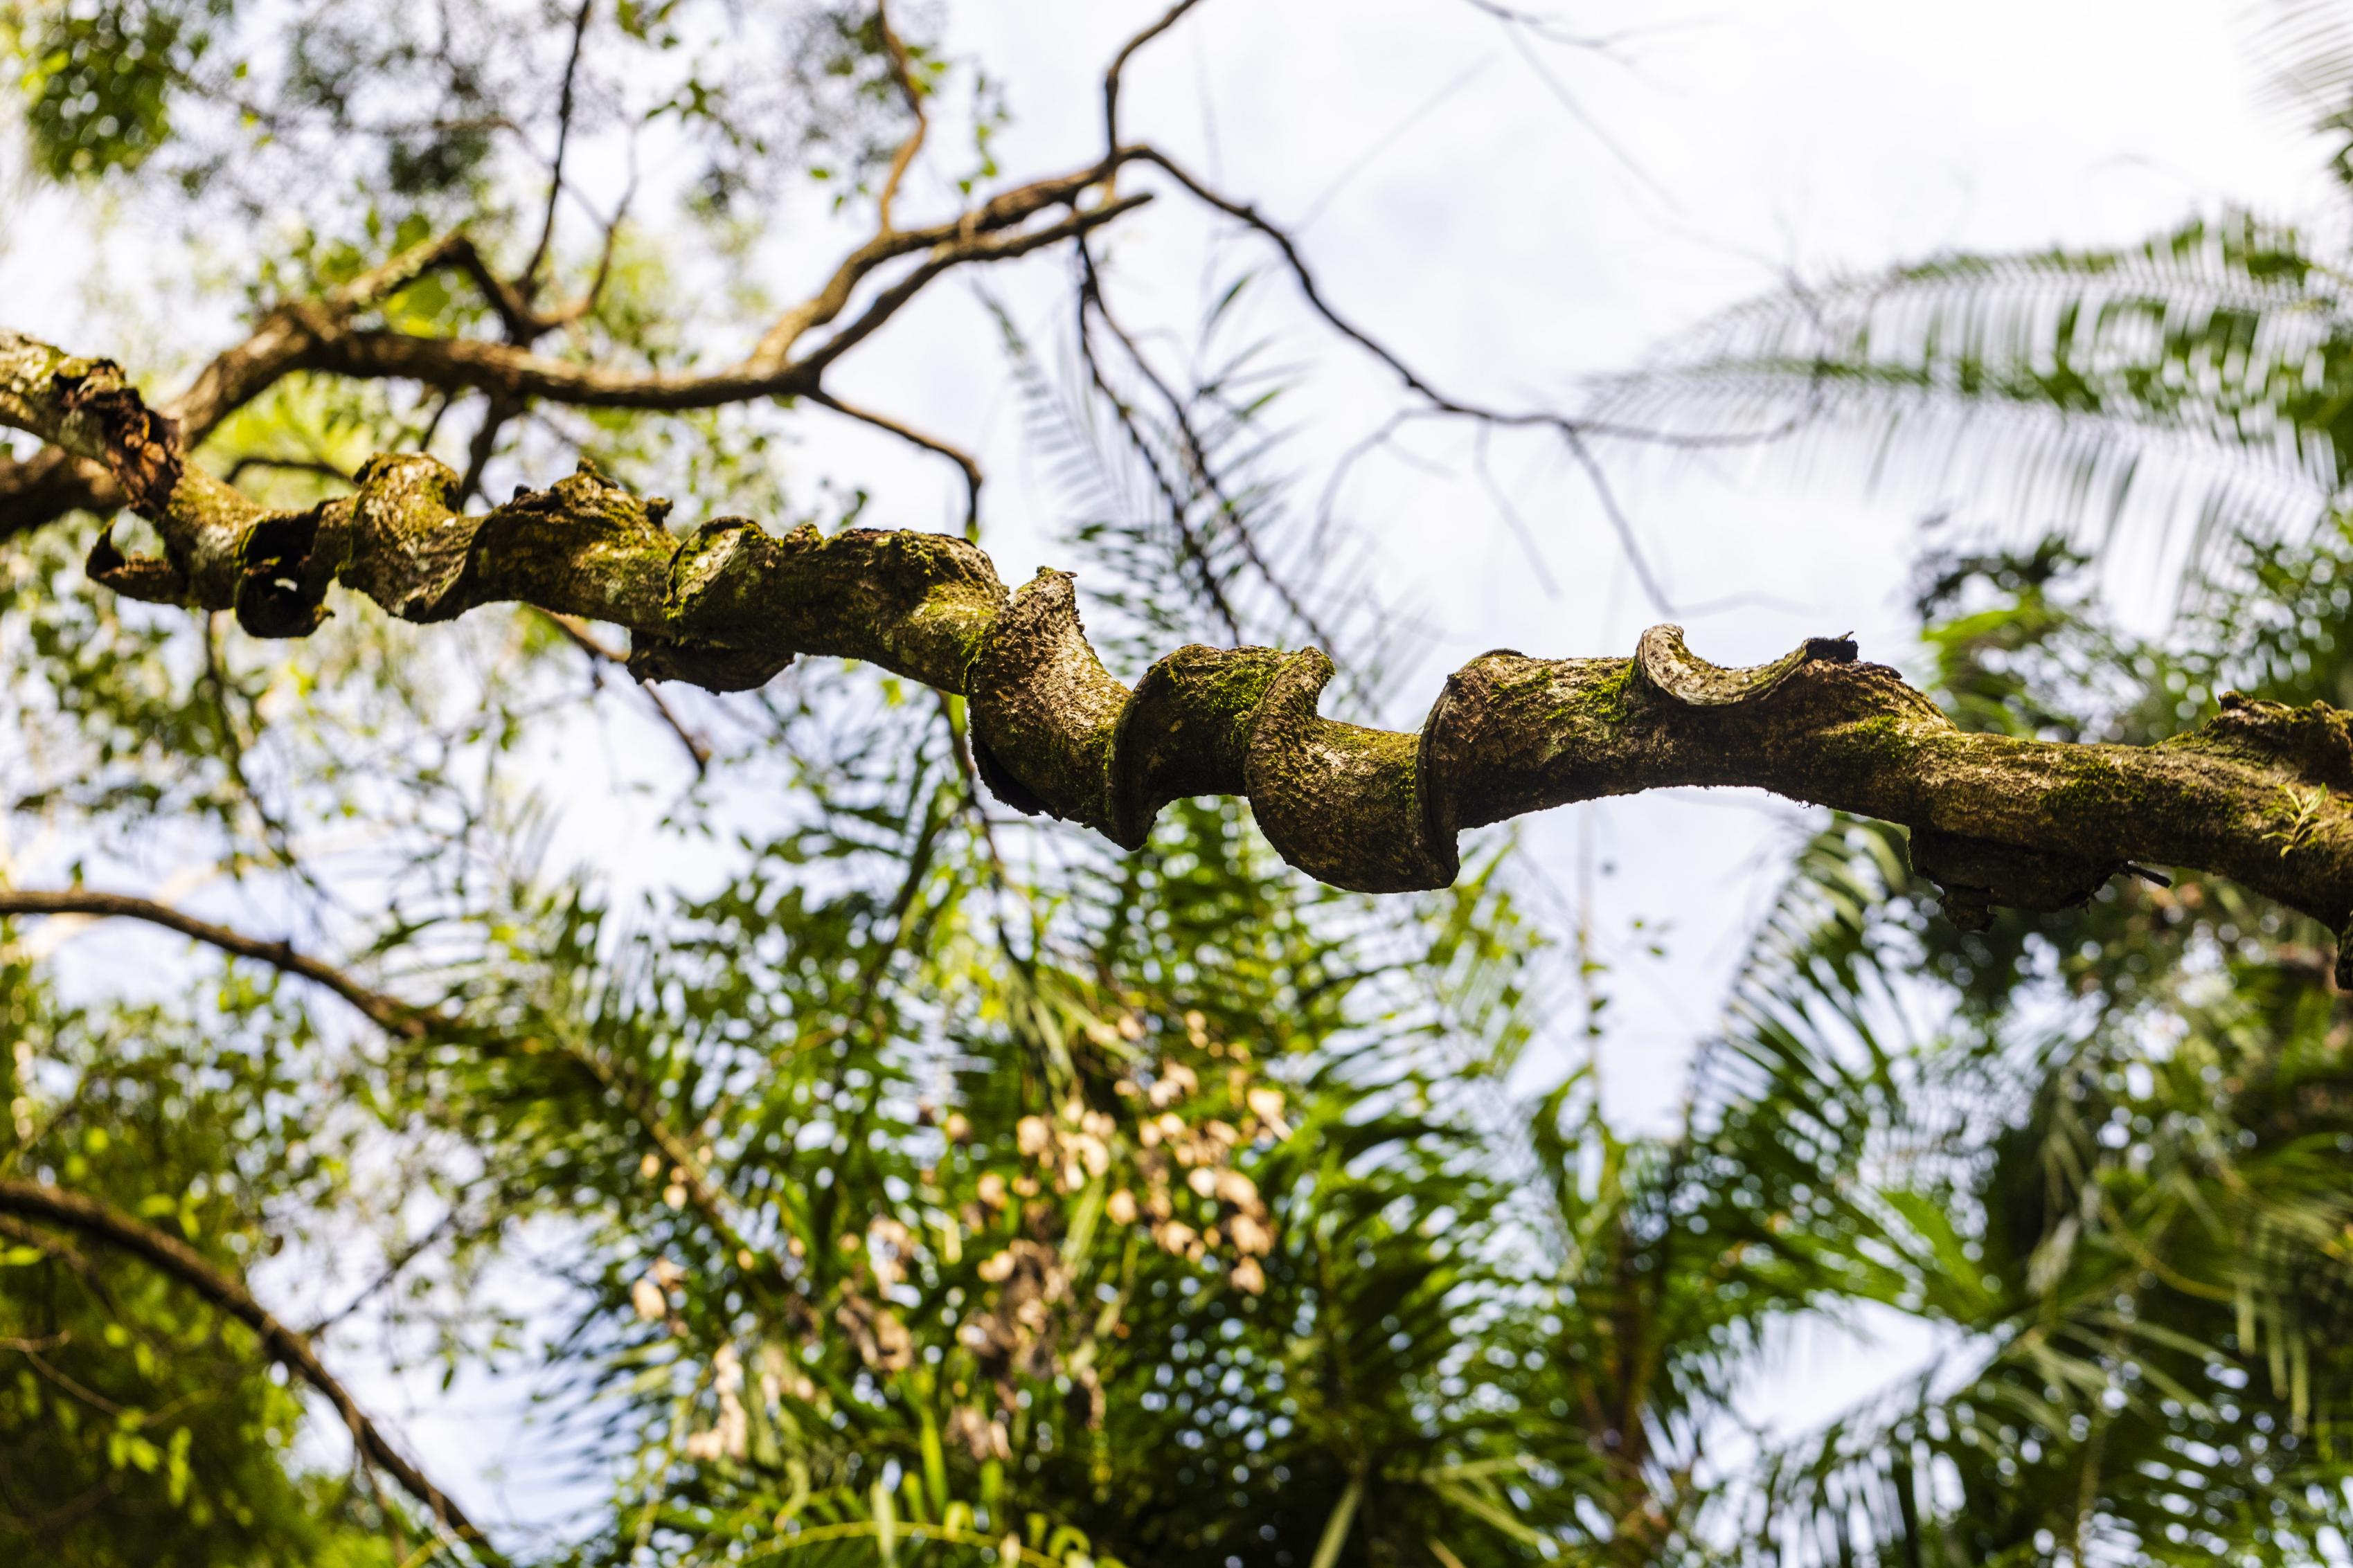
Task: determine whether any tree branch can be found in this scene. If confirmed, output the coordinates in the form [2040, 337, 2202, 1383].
[0, 229, 520, 538]
[1075, 234, 1326, 645]
[0, 111, 1121, 545]
[872, 0, 929, 234]
[521, 0, 598, 297]
[1104, 1, 1208, 147]
[745, 153, 1138, 365]
[0, 207, 669, 539]
[14, 332, 2353, 975]
[0, 888, 429, 1037]
[0, 1178, 506, 1563]
[222, 453, 355, 487]
[0, 885, 766, 1287]
[1071, 243, 1248, 642]
[1120, 143, 1830, 609]
[0, 444, 117, 538]
[1125, 145, 1792, 455]
[286, 194, 1148, 412]
[803, 388, 982, 540]
[175, 231, 512, 444]
[537, 606, 714, 775]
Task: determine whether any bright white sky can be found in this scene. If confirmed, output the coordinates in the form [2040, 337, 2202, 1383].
[5, 0, 2346, 1542]
[913, 0, 2340, 1127]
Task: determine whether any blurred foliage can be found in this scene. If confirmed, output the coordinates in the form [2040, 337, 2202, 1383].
[2, 0, 926, 226]
[1710, 521, 2353, 1565]
[1609, 213, 2353, 583]
[1607, 2, 2353, 579]
[1589, 16, 2353, 1551]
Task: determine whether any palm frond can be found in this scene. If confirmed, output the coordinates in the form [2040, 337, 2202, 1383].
[984, 278, 1411, 707]
[2248, 0, 2353, 188]
[1688, 815, 2353, 1565]
[1604, 215, 2353, 581]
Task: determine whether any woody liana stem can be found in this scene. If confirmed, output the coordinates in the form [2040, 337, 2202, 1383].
[11, 327, 2353, 974]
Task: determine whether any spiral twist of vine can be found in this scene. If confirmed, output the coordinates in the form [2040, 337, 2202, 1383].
[20, 328, 2353, 962]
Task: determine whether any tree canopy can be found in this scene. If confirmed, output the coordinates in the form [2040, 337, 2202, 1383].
[7, 3, 2353, 1567]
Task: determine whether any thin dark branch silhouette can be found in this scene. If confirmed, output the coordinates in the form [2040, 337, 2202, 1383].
[0, 1177, 506, 1563]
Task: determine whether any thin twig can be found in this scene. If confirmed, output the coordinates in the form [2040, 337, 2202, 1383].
[0, 889, 427, 1037]
[199, 616, 323, 891]
[790, 195, 1152, 381]
[1126, 146, 1677, 611]
[521, 0, 598, 295]
[222, 453, 355, 487]
[457, 396, 519, 505]
[872, 1, 928, 233]
[534, 608, 713, 775]
[1077, 237, 1336, 645]
[1104, 0, 1209, 147]
[1071, 249, 1245, 640]
[1483, 4, 1676, 207]
[544, 151, 639, 331]
[18, 1346, 127, 1416]
[1472, 423, 1562, 599]
[0, 889, 767, 1288]
[1296, 55, 1496, 233]
[301, 1203, 469, 1337]
[803, 388, 983, 540]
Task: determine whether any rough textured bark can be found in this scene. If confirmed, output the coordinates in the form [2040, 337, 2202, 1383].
[12, 329, 2353, 975]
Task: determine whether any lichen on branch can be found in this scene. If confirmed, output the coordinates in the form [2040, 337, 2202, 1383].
[12, 327, 2353, 975]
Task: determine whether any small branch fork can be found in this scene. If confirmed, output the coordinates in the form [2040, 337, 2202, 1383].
[0, 1170, 508, 1564]
[535, 607, 714, 775]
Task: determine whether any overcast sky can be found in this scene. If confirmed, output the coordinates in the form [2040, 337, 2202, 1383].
[6, 1, 2332, 1120]
[902, 0, 2343, 1126]
[6, 0, 2347, 1537]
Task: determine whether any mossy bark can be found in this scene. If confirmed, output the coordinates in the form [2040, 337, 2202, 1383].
[13, 328, 2353, 975]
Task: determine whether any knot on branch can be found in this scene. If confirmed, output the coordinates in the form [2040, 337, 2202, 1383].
[45, 357, 2353, 941]
[87, 525, 190, 605]
[1107, 644, 1285, 849]
[967, 571, 1128, 826]
[1908, 825, 2115, 931]
[637, 515, 1011, 692]
[53, 357, 181, 515]
[632, 518, 801, 690]
[627, 632, 794, 692]
[337, 453, 473, 621]
[234, 507, 343, 638]
[958, 579, 1454, 891]
[463, 460, 678, 627]
[2198, 692, 2353, 795]
[1244, 647, 1458, 892]
[966, 622, 1912, 894]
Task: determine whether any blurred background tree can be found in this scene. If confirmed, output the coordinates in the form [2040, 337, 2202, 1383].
[5, 3, 2353, 1567]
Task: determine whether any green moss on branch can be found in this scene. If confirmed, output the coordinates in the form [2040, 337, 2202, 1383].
[15, 330, 2353, 977]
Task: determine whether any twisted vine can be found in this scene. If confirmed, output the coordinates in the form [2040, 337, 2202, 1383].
[13, 329, 2353, 974]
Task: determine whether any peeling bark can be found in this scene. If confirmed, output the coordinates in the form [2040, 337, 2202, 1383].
[12, 329, 2353, 975]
